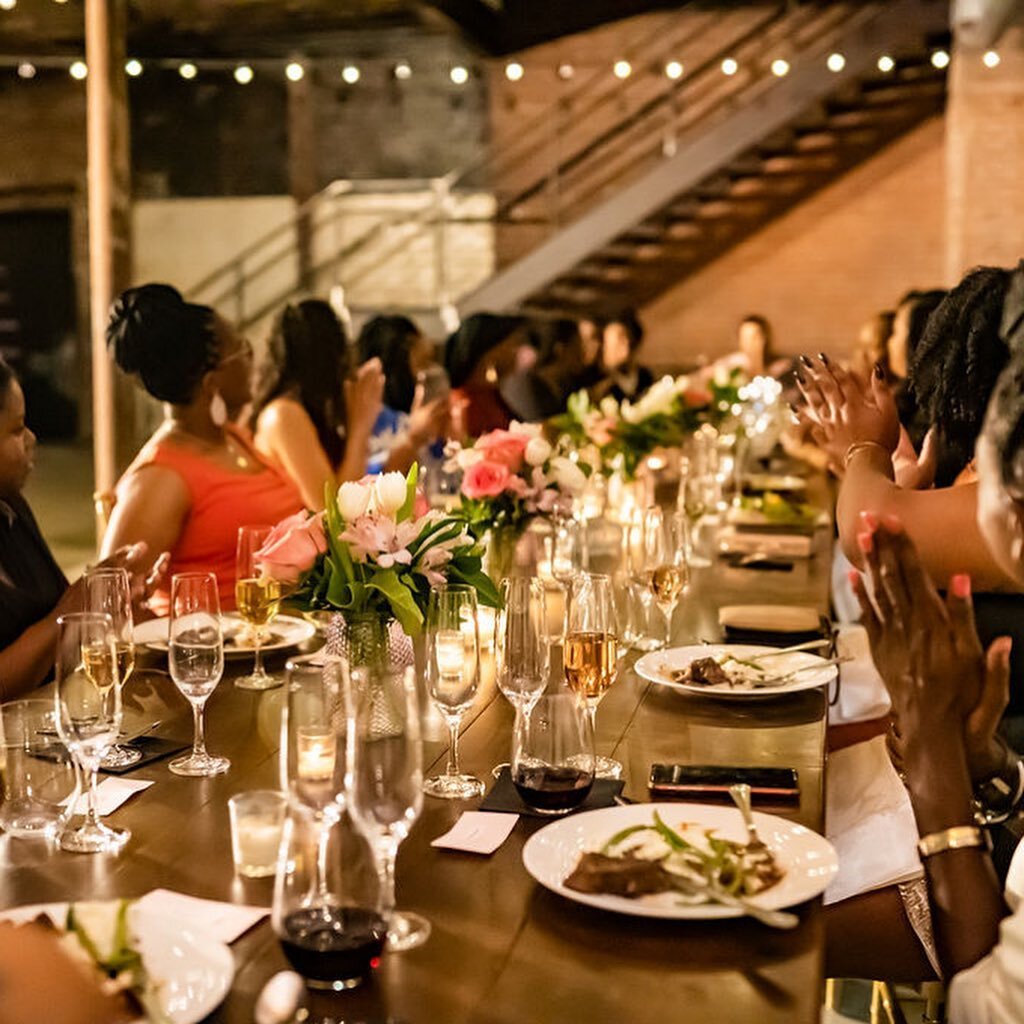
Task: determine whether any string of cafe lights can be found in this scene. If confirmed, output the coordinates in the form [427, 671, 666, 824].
[0, 46, 1004, 83]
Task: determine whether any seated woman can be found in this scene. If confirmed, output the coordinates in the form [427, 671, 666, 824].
[850, 309, 894, 382]
[445, 313, 529, 439]
[591, 308, 654, 404]
[355, 314, 448, 473]
[102, 284, 304, 613]
[0, 357, 161, 700]
[251, 299, 387, 509]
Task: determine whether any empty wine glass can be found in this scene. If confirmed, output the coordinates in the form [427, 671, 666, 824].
[85, 567, 141, 769]
[639, 506, 687, 649]
[168, 572, 230, 777]
[348, 663, 430, 952]
[625, 507, 661, 653]
[54, 611, 129, 853]
[563, 573, 621, 780]
[423, 583, 484, 800]
[235, 525, 282, 691]
[546, 514, 583, 586]
[511, 691, 594, 815]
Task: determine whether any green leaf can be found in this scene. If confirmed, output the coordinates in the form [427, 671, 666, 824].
[448, 565, 502, 609]
[396, 463, 419, 523]
[366, 567, 424, 635]
[601, 824, 654, 854]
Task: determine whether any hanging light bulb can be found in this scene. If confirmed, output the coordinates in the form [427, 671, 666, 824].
[17, 62, 36, 79]
[450, 65, 469, 85]
[341, 64, 360, 84]
[125, 58, 143, 77]
[393, 61, 412, 80]
[505, 61, 524, 82]
[0, 0, 16, 11]
[931, 49, 950, 69]
[557, 63, 574, 80]
[827, 52, 846, 73]
[233, 64, 254, 84]
[69, 60, 88, 80]
[877, 55, 895, 73]
[721, 58, 738, 76]
[983, 49, 1001, 68]
[613, 59, 632, 79]
[285, 62, 304, 82]
[771, 58, 790, 77]
[178, 62, 198, 80]
[665, 60, 683, 80]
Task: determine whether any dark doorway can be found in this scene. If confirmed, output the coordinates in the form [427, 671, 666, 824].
[0, 209, 78, 440]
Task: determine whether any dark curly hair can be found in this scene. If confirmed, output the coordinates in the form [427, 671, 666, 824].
[909, 266, 1012, 485]
[357, 315, 419, 413]
[107, 283, 218, 404]
[250, 300, 350, 468]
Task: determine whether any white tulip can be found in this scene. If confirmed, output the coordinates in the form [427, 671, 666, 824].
[374, 472, 409, 516]
[551, 456, 587, 495]
[525, 436, 552, 467]
[509, 420, 542, 439]
[337, 481, 372, 521]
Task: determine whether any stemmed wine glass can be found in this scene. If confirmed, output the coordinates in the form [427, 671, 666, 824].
[493, 577, 550, 777]
[235, 525, 282, 691]
[168, 572, 230, 776]
[347, 662, 430, 952]
[423, 583, 484, 799]
[85, 567, 141, 769]
[625, 508, 661, 653]
[54, 611, 129, 853]
[546, 514, 583, 587]
[563, 573, 621, 780]
[639, 506, 687, 649]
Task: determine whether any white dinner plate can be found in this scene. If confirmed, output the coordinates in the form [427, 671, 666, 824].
[134, 613, 316, 657]
[634, 644, 837, 698]
[0, 902, 234, 1023]
[522, 802, 838, 920]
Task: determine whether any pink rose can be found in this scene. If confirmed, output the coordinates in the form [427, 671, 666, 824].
[682, 387, 713, 409]
[475, 429, 528, 471]
[462, 460, 511, 499]
[256, 511, 327, 584]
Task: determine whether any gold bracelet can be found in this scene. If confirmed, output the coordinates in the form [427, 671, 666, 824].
[916, 825, 985, 859]
[842, 440, 890, 471]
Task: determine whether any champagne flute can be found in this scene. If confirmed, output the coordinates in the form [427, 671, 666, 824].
[639, 506, 687, 649]
[168, 572, 230, 777]
[563, 573, 621, 780]
[348, 663, 430, 952]
[423, 583, 484, 799]
[54, 611, 129, 853]
[235, 525, 282, 691]
[85, 567, 141, 769]
[493, 577, 550, 777]
[546, 514, 583, 586]
[625, 507, 661, 653]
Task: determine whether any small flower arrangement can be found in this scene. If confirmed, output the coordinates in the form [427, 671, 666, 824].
[555, 370, 746, 478]
[445, 421, 592, 539]
[256, 465, 500, 636]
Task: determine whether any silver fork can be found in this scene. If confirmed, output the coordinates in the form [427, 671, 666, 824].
[729, 783, 769, 857]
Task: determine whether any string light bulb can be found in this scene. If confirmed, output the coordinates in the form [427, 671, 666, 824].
[233, 64, 253, 84]
[0, 0, 16, 11]
[665, 60, 683, 80]
[17, 62, 36, 79]
[178, 62, 197, 80]
[450, 65, 469, 85]
[827, 52, 846, 72]
[69, 60, 88, 80]
[341, 64, 360, 84]
[983, 50, 1001, 68]
[505, 61, 524, 82]
[721, 58, 738, 76]
[613, 59, 632, 79]
[931, 50, 950, 69]
[393, 61, 412, 80]
[771, 58, 790, 77]
[877, 55, 895, 73]
[285, 62, 304, 82]
[125, 58, 143, 77]
[557, 63, 574, 80]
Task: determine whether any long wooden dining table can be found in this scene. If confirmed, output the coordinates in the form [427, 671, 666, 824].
[1, 510, 834, 1024]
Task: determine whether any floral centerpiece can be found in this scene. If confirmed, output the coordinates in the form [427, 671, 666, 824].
[255, 465, 500, 644]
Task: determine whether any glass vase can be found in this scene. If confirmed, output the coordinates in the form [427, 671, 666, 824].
[325, 612, 414, 671]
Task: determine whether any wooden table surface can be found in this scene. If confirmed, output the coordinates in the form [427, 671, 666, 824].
[1, 515, 834, 1024]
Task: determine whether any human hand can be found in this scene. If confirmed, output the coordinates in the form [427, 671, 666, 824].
[892, 426, 938, 490]
[344, 357, 384, 439]
[797, 356, 900, 466]
[406, 384, 449, 447]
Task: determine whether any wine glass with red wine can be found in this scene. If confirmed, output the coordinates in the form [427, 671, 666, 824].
[511, 691, 595, 815]
[272, 809, 387, 993]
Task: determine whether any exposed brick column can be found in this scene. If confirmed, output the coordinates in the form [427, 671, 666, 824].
[947, 15, 1024, 280]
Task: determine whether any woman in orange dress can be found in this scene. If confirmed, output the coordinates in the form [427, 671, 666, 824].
[101, 284, 304, 614]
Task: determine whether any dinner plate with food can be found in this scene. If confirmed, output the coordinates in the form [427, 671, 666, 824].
[0, 899, 234, 1023]
[634, 643, 838, 698]
[522, 802, 838, 921]
[134, 612, 316, 658]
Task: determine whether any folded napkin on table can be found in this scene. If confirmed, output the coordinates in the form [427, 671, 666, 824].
[136, 889, 267, 943]
[717, 527, 813, 559]
[824, 735, 921, 905]
[481, 767, 624, 818]
[829, 624, 891, 726]
[65, 777, 153, 816]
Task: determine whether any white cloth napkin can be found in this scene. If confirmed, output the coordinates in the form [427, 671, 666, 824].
[828, 624, 891, 726]
[136, 889, 267, 943]
[431, 812, 519, 855]
[824, 735, 922, 905]
[65, 777, 153, 816]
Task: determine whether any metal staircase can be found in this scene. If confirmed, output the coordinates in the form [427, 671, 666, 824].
[187, 0, 949, 330]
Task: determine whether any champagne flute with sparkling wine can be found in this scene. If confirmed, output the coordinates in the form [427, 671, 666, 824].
[235, 525, 282, 690]
[168, 572, 230, 777]
[563, 573, 621, 779]
[54, 611, 129, 853]
[85, 566, 142, 769]
[423, 583, 484, 799]
[640, 506, 687, 649]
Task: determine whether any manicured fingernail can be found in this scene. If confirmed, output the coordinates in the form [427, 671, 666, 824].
[857, 531, 873, 553]
[847, 569, 861, 587]
[859, 510, 879, 530]
[882, 514, 902, 533]
[799, 354, 812, 367]
[951, 574, 971, 599]
[818, 352, 830, 364]
[874, 363, 884, 379]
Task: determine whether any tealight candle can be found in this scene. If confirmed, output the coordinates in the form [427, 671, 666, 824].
[296, 728, 336, 781]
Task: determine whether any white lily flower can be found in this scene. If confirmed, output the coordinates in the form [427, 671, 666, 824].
[508, 420, 542, 439]
[525, 436, 552, 466]
[337, 481, 372, 521]
[550, 456, 587, 495]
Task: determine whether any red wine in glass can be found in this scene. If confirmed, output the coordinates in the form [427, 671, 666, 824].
[513, 764, 593, 813]
[278, 906, 386, 990]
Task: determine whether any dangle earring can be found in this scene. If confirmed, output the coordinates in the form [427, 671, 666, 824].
[209, 389, 228, 428]
[485, 363, 498, 385]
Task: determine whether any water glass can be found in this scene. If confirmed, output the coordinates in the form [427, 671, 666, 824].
[546, 515, 584, 586]
[54, 612, 129, 853]
[423, 584, 484, 799]
[348, 664, 430, 952]
[0, 699, 77, 841]
[228, 790, 287, 878]
[235, 524, 282, 691]
[168, 572, 230, 777]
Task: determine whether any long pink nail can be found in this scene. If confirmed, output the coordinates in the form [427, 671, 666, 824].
[857, 531, 873, 554]
[859, 510, 879, 530]
[951, 574, 971, 599]
[883, 514, 903, 533]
